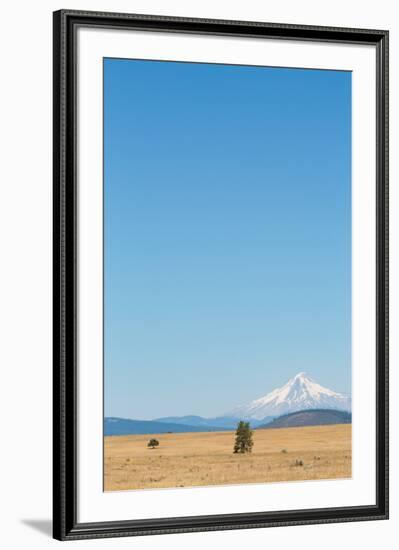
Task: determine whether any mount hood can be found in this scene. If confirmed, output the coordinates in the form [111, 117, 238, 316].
[225, 372, 351, 420]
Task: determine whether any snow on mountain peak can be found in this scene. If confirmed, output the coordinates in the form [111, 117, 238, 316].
[225, 372, 351, 420]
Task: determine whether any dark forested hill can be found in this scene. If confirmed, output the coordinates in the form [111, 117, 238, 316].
[257, 409, 351, 430]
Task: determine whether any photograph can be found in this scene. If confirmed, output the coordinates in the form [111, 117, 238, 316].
[103, 58, 352, 492]
[52, 8, 388, 541]
[0, 0, 394, 546]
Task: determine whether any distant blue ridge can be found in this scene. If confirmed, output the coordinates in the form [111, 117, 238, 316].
[104, 415, 271, 436]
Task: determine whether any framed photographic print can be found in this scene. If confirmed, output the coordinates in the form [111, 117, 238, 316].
[53, 9, 389, 540]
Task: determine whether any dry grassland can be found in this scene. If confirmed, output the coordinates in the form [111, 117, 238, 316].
[104, 424, 351, 491]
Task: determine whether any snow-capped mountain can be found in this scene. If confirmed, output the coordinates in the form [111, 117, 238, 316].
[225, 372, 351, 420]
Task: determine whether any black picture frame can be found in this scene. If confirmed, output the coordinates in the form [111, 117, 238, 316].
[53, 9, 389, 541]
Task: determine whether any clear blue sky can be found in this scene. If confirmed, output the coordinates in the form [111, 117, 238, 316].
[104, 58, 351, 420]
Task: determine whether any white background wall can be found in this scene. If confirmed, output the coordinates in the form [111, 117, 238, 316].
[0, 1, 396, 548]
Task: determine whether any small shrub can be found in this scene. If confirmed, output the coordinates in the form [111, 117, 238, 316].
[295, 459, 304, 467]
[281, 449, 288, 454]
[147, 438, 159, 449]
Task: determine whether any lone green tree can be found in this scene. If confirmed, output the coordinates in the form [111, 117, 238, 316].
[233, 421, 254, 454]
[147, 438, 159, 449]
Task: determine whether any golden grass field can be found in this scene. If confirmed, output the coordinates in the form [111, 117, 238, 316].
[104, 424, 351, 491]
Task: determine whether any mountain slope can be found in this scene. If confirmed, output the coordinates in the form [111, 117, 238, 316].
[225, 372, 351, 420]
[257, 408, 352, 429]
[104, 417, 228, 436]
